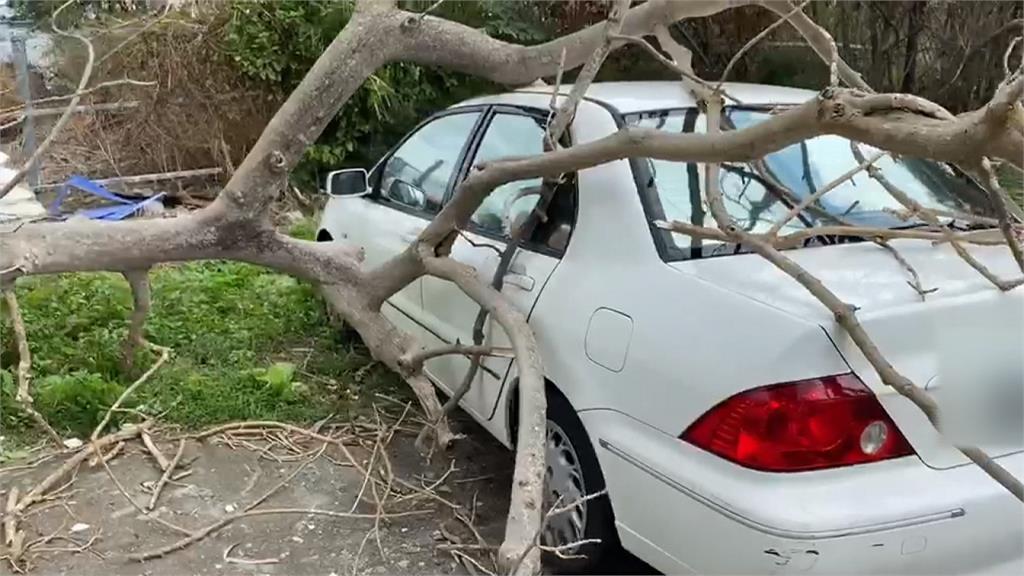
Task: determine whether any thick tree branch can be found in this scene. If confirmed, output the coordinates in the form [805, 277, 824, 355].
[395, 0, 749, 86]
[420, 255, 545, 575]
[210, 1, 398, 218]
[0, 213, 364, 285]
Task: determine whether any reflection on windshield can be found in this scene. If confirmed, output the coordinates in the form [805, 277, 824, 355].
[625, 108, 994, 260]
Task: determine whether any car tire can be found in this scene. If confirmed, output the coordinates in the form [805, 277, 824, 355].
[542, 389, 619, 574]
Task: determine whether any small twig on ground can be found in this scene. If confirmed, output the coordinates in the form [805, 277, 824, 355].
[29, 531, 101, 557]
[0, 454, 58, 476]
[141, 431, 171, 471]
[245, 443, 327, 512]
[452, 549, 496, 576]
[129, 508, 430, 562]
[222, 542, 280, 565]
[90, 438, 192, 536]
[147, 439, 185, 510]
[92, 342, 170, 441]
[88, 441, 125, 467]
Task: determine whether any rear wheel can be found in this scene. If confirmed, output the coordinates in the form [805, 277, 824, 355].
[542, 390, 618, 574]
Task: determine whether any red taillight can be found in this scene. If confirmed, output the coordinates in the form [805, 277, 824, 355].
[681, 374, 914, 472]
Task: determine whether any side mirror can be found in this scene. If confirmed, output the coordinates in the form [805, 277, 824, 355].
[325, 169, 369, 197]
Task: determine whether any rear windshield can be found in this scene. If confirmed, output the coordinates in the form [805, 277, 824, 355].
[624, 108, 997, 261]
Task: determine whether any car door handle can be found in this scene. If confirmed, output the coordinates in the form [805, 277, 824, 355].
[503, 272, 535, 292]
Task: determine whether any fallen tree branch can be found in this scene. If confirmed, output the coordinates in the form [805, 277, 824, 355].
[700, 89, 1023, 502]
[848, 142, 1024, 291]
[0, 79, 154, 118]
[398, 344, 513, 376]
[146, 439, 185, 511]
[33, 168, 223, 191]
[141, 431, 171, 471]
[10, 425, 148, 518]
[421, 254, 546, 575]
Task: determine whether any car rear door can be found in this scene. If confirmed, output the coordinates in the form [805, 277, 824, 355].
[419, 106, 577, 421]
[321, 108, 485, 321]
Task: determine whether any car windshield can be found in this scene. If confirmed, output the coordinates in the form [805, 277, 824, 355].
[625, 108, 997, 260]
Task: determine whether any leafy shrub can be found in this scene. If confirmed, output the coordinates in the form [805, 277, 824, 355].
[34, 371, 126, 437]
[223, 0, 491, 188]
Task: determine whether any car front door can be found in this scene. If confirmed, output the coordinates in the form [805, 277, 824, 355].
[420, 107, 577, 421]
[322, 109, 484, 323]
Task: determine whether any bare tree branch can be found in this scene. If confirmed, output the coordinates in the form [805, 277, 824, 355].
[768, 149, 886, 236]
[719, 0, 812, 88]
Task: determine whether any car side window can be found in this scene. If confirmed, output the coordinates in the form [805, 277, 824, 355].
[466, 111, 576, 254]
[377, 112, 481, 214]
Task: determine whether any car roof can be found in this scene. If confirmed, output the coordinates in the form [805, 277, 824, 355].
[453, 81, 818, 113]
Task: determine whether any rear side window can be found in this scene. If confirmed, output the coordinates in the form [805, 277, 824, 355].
[376, 111, 481, 215]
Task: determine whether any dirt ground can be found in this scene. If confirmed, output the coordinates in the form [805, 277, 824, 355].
[1, 411, 655, 576]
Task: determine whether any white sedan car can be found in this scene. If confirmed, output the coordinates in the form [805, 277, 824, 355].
[317, 82, 1023, 575]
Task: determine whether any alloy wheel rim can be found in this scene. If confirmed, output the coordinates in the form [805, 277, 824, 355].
[542, 419, 588, 551]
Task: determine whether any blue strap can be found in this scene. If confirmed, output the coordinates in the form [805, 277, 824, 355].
[48, 175, 165, 221]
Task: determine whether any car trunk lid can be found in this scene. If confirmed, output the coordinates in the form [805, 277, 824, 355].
[669, 238, 1024, 469]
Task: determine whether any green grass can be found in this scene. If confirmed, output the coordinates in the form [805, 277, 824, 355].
[1, 259, 406, 447]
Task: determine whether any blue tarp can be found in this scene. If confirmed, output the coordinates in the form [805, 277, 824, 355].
[49, 175, 165, 221]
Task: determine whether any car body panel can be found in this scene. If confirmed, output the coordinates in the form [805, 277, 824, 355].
[582, 408, 1024, 575]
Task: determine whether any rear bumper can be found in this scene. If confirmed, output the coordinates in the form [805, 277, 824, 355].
[581, 409, 1024, 575]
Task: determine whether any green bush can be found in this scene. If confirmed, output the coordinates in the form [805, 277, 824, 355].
[34, 372, 126, 437]
[223, 0, 492, 188]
